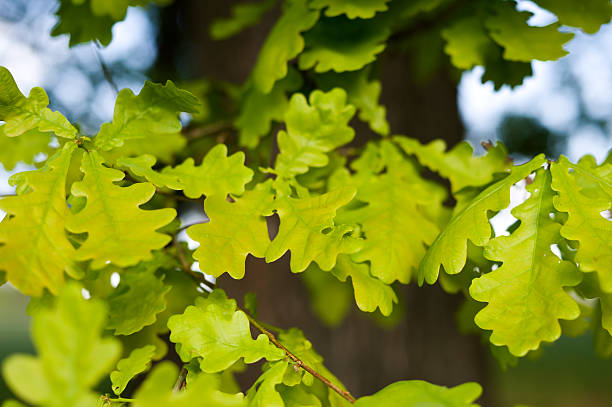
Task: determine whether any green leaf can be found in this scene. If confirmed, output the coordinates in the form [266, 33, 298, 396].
[275, 89, 356, 178]
[442, 16, 492, 70]
[236, 68, 302, 148]
[576, 274, 612, 336]
[419, 154, 546, 285]
[2, 283, 121, 407]
[299, 16, 389, 73]
[469, 169, 582, 356]
[279, 384, 322, 407]
[94, 80, 201, 151]
[310, 0, 390, 19]
[119, 144, 254, 199]
[0, 144, 77, 296]
[210, 0, 277, 40]
[480, 46, 533, 91]
[278, 328, 348, 399]
[252, 0, 319, 93]
[101, 131, 187, 165]
[266, 186, 362, 273]
[302, 263, 353, 325]
[247, 361, 288, 407]
[0, 66, 77, 139]
[316, 69, 389, 135]
[2, 400, 27, 407]
[52, 0, 114, 46]
[168, 289, 284, 372]
[485, 1, 573, 62]
[354, 381, 482, 407]
[133, 361, 245, 407]
[66, 150, 176, 269]
[334, 141, 445, 283]
[535, 0, 612, 34]
[0, 126, 52, 170]
[394, 137, 510, 192]
[90, 0, 130, 20]
[551, 156, 612, 292]
[331, 255, 397, 316]
[110, 345, 156, 395]
[187, 182, 273, 279]
[106, 258, 172, 335]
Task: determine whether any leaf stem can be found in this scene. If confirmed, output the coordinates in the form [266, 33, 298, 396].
[172, 366, 188, 392]
[101, 395, 135, 404]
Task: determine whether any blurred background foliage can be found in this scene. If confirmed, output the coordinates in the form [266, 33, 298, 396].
[1, 0, 612, 405]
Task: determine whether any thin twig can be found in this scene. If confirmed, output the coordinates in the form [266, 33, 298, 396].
[242, 308, 356, 403]
[100, 395, 135, 404]
[172, 366, 188, 392]
[183, 121, 234, 141]
[0, 194, 15, 197]
[93, 41, 119, 95]
[171, 240, 356, 403]
[173, 237, 215, 291]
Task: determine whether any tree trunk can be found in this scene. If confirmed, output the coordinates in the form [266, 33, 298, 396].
[155, 0, 490, 401]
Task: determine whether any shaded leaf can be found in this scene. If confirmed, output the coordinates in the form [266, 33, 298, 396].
[331, 255, 397, 316]
[252, 0, 319, 93]
[535, 0, 612, 34]
[237, 68, 302, 148]
[110, 345, 156, 395]
[106, 258, 171, 335]
[299, 16, 389, 73]
[485, 1, 573, 62]
[0, 126, 52, 171]
[394, 137, 510, 192]
[310, 0, 390, 19]
[210, 0, 277, 40]
[354, 380, 482, 407]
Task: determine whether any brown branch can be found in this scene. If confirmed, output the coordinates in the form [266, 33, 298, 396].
[242, 308, 356, 404]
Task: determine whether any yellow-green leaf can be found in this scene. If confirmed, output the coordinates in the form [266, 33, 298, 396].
[67, 150, 176, 269]
[419, 155, 546, 285]
[188, 182, 273, 279]
[168, 289, 284, 372]
[470, 169, 582, 356]
[0, 143, 77, 296]
[0, 66, 77, 139]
